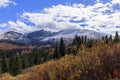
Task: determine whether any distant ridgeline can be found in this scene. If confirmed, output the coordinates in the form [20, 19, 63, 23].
[0, 31, 119, 77]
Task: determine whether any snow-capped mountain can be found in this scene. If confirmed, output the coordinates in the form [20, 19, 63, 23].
[0, 29, 106, 45]
[0, 29, 24, 41]
[42, 29, 106, 41]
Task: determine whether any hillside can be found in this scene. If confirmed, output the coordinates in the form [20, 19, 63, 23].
[0, 43, 120, 80]
[0, 43, 34, 51]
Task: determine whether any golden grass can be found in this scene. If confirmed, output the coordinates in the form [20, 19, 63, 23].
[0, 44, 120, 80]
[0, 43, 34, 50]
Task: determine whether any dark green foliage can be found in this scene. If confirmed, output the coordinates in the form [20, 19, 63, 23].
[72, 35, 79, 46]
[59, 37, 66, 56]
[53, 45, 61, 58]
[33, 49, 46, 65]
[72, 35, 82, 48]
[105, 35, 109, 44]
[114, 31, 119, 43]
[10, 56, 16, 74]
[1, 52, 10, 73]
[109, 35, 113, 44]
[34, 52, 41, 65]
[12, 56, 22, 76]
[21, 55, 29, 69]
[28, 52, 35, 66]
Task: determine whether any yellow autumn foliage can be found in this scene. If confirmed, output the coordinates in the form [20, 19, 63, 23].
[0, 43, 120, 80]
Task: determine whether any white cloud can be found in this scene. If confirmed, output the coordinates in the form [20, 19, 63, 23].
[111, 0, 120, 4]
[0, 0, 16, 8]
[1, 21, 36, 33]
[2, 0, 120, 35]
[0, 23, 7, 28]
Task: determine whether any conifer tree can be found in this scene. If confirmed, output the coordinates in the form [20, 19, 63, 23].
[10, 56, 16, 75]
[81, 36, 84, 44]
[1, 52, 10, 73]
[12, 56, 22, 76]
[22, 55, 29, 69]
[77, 36, 81, 45]
[109, 35, 113, 44]
[72, 35, 82, 48]
[72, 35, 78, 46]
[33, 49, 40, 65]
[53, 45, 61, 58]
[105, 35, 109, 44]
[59, 37, 66, 56]
[33, 48, 46, 65]
[84, 36, 87, 43]
[114, 31, 119, 43]
[39, 48, 46, 63]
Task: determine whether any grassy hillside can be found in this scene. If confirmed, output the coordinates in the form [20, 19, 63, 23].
[0, 43, 34, 50]
[0, 43, 120, 80]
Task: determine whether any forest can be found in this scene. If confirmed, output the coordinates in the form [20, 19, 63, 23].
[0, 32, 120, 80]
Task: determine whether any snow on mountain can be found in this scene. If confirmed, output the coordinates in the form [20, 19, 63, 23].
[41, 29, 106, 41]
[0, 28, 106, 45]
[0, 29, 24, 41]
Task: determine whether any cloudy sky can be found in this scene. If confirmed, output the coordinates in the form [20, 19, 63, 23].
[0, 0, 120, 34]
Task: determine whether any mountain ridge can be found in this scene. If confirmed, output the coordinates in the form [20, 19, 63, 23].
[0, 29, 106, 46]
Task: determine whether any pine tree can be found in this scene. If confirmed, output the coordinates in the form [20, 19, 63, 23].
[114, 31, 119, 43]
[33, 49, 39, 65]
[72, 35, 81, 48]
[22, 55, 29, 69]
[81, 36, 84, 44]
[59, 37, 66, 56]
[109, 35, 113, 44]
[12, 56, 22, 76]
[28, 51, 36, 66]
[84, 36, 87, 43]
[33, 48, 46, 65]
[10, 56, 16, 75]
[39, 48, 46, 63]
[77, 36, 81, 45]
[72, 35, 78, 46]
[53, 45, 61, 58]
[1, 52, 10, 73]
[105, 35, 109, 44]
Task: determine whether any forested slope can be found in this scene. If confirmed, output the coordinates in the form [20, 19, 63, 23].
[0, 43, 120, 80]
[0, 32, 120, 80]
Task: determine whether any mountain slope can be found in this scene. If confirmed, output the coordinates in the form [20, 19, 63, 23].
[42, 29, 106, 41]
[0, 42, 34, 50]
[0, 30, 24, 41]
[0, 29, 106, 45]
[0, 43, 120, 80]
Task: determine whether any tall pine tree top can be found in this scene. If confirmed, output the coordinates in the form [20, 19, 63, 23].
[114, 31, 119, 43]
[59, 37, 66, 56]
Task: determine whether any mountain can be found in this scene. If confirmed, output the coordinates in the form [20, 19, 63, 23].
[0, 29, 106, 46]
[42, 29, 106, 41]
[0, 29, 24, 41]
